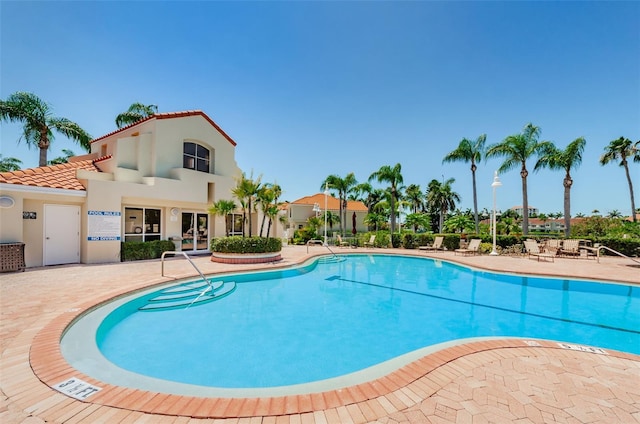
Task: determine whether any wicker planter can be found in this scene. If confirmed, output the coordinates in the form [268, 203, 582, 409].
[210, 251, 282, 264]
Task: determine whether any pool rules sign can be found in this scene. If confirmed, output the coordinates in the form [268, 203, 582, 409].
[87, 211, 121, 241]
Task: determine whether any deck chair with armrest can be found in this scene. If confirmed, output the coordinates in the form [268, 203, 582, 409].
[524, 240, 555, 262]
[363, 235, 376, 248]
[418, 236, 444, 252]
[559, 239, 580, 257]
[454, 238, 481, 256]
[336, 235, 350, 248]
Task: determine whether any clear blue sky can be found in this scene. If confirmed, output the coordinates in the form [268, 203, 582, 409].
[1, 1, 638, 217]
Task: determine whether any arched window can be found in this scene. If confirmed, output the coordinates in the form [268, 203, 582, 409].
[183, 142, 210, 173]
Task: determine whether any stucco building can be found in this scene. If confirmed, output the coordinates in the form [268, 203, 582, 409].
[0, 110, 254, 267]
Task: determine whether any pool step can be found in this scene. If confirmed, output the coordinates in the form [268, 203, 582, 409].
[139, 281, 236, 311]
[317, 256, 347, 264]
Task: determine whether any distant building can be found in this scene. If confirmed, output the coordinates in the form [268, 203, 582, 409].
[510, 205, 539, 217]
[281, 193, 368, 237]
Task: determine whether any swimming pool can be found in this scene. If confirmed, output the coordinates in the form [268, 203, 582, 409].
[62, 254, 640, 396]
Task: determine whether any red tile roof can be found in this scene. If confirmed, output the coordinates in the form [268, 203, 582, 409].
[90, 110, 237, 146]
[0, 159, 100, 191]
[290, 193, 368, 212]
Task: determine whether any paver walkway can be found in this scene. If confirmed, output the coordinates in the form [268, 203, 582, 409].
[1, 246, 638, 423]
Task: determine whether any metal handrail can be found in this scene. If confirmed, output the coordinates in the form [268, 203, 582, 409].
[161, 251, 213, 289]
[306, 239, 339, 259]
[595, 245, 640, 264]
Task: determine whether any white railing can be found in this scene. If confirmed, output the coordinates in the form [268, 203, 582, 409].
[595, 245, 640, 265]
[160, 251, 212, 289]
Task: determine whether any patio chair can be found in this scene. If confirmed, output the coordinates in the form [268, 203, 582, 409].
[418, 236, 444, 252]
[545, 239, 562, 255]
[559, 239, 580, 257]
[524, 240, 555, 262]
[363, 235, 376, 248]
[336, 235, 350, 248]
[454, 238, 481, 256]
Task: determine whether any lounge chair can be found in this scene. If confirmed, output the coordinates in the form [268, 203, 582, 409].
[336, 235, 350, 248]
[418, 236, 444, 252]
[454, 238, 481, 256]
[524, 240, 555, 262]
[363, 235, 376, 248]
[544, 239, 561, 254]
[559, 239, 580, 257]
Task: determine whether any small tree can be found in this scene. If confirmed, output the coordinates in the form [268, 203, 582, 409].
[208, 199, 237, 236]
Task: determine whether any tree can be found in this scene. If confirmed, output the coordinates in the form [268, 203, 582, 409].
[426, 178, 460, 233]
[208, 199, 237, 236]
[115, 103, 158, 128]
[321, 173, 358, 236]
[534, 137, 586, 237]
[404, 184, 424, 214]
[404, 212, 430, 233]
[607, 209, 623, 219]
[0, 155, 22, 172]
[486, 123, 551, 235]
[444, 213, 475, 234]
[369, 163, 404, 235]
[600, 137, 639, 222]
[231, 172, 262, 237]
[0, 92, 92, 167]
[48, 148, 76, 165]
[442, 134, 486, 233]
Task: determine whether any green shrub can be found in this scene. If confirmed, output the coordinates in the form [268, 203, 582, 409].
[391, 233, 402, 248]
[442, 234, 461, 251]
[292, 227, 317, 245]
[121, 240, 175, 261]
[402, 233, 418, 249]
[210, 236, 282, 254]
[592, 236, 640, 257]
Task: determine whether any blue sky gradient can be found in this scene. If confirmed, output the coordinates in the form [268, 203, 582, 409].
[1, 1, 638, 217]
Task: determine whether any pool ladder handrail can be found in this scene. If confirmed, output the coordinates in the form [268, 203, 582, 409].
[161, 251, 213, 290]
[306, 239, 339, 259]
[595, 245, 640, 264]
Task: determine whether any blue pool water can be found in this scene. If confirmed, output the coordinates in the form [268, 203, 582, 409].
[96, 255, 639, 389]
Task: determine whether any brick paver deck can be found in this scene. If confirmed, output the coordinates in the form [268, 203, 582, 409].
[1, 246, 638, 423]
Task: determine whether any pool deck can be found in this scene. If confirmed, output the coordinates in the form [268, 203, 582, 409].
[1, 245, 639, 423]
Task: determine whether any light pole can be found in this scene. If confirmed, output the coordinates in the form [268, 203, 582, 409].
[490, 171, 502, 256]
[323, 183, 329, 246]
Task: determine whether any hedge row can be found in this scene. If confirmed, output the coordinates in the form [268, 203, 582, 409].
[210, 236, 282, 253]
[121, 240, 175, 261]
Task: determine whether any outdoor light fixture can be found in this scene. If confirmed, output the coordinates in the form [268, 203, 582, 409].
[312, 203, 321, 217]
[323, 183, 329, 246]
[491, 171, 502, 256]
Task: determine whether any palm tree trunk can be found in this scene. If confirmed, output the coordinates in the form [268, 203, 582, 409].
[471, 167, 479, 234]
[521, 166, 529, 236]
[38, 130, 49, 167]
[623, 162, 637, 222]
[563, 173, 572, 238]
[390, 196, 396, 234]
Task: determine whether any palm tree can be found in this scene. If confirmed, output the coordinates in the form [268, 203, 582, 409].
[486, 123, 551, 235]
[0, 92, 92, 167]
[321, 173, 358, 236]
[404, 184, 424, 214]
[257, 182, 283, 237]
[369, 163, 404, 235]
[115, 103, 158, 128]
[231, 172, 262, 237]
[442, 134, 486, 233]
[608, 209, 623, 219]
[426, 178, 461, 233]
[208, 199, 237, 236]
[534, 137, 586, 237]
[48, 148, 76, 165]
[600, 137, 639, 222]
[0, 155, 22, 172]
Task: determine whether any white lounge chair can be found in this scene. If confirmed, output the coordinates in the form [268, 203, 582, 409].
[418, 236, 444, 252]
[363, 235, 376, 248]
[454, 238, 481, 256]
[336, 235, 350, 248]
[524, 240, 555, 262]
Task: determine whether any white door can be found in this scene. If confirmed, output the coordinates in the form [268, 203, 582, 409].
[44, 204, 80, 266]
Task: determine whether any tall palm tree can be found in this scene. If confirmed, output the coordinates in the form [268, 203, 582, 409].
[0, 155, 22, 172]
[257, 182, 282, 237]
[534, 137, 586, 237]
[486, 123, 551, 235]
[442, 134, 486, 233]
[208, 199, 237, 236]
[369, 163, 404, 234]
[321, 173, 358, 236]
[0, 92, 92, 166]
[600, 137, 639, 222]
[115, 103, 158, 128]
[426, 178, 461, 233]
[404, 184, 424, 214]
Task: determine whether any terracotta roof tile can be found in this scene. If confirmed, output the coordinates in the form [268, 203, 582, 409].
[90, 110, 237, 146]
[289, 193, 368, 212]
[0, 160, 100, 191]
